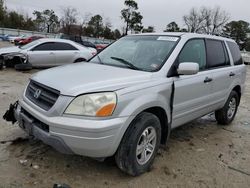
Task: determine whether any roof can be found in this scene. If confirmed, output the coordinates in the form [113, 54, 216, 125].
[133, 32, 235, 42]
[37, 38, 75, 43]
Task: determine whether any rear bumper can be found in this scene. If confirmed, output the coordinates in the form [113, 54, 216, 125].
[15, 99, 131, 158]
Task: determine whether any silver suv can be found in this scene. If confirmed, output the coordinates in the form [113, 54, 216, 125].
[13, 33, 246, 176]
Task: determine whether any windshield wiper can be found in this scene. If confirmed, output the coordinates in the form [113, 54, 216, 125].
[110, 56, 140, 70]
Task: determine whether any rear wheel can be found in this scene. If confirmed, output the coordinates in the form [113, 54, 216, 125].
[115, 112, 161, 176]
[215, 90, 239, 125]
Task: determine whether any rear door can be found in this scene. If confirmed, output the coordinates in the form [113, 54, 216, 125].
[172, 39, 214, 128]
[53, 42, 79, 65]
[205, 39, 235, 109]
[28, 42, 56, 67]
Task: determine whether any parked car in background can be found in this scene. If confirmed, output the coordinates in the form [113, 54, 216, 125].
[81, 40, 96, 49]
[18, 36, 44, 46]
[8, 35, 26, 43]
[241, 51, 250, 64]
[0, 38, 95, 69]
[57, 34, 97, 55]
[0, 34, 9, 41]
[14, 35, 28, 45]
[7, 33, 246, 176]
[95, 43, 108, 52]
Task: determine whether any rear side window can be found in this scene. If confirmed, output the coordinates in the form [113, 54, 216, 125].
[227, 41, 243, 65]
[54, 42, 78, 50]
[206, 40, 229, 68]
[178, 39, 206, 70]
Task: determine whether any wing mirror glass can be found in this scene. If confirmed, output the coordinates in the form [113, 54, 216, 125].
[177, 62, 199, 75]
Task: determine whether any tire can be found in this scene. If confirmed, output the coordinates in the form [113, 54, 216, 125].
[0, 57, 3, 70]
[74, 58, 86, 63]
[115, 112, 161, 176]
[215, 90, 239, 125]
[14, 63, 32, 71]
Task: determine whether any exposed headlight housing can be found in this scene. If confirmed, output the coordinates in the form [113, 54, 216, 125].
[64, 92, 117, 117]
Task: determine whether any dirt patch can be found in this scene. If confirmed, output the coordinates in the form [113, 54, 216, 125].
[0, 48, 250, 187]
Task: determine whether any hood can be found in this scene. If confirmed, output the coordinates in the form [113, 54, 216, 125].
[31, 63, 152, 96]
[0, 46, 21, 55]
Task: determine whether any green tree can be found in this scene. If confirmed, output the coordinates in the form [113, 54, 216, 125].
[142, 26, 155, 33]
[0, 0, 6, 26]
[113, 29, 121, 39]
[88, 14, 104, 38]
[245, 39, 250, 51]
[33, 9, 59, 33]
[164, 22, 180, 32]
[223, 20, 250, 49]
[121, 0, 143, 35]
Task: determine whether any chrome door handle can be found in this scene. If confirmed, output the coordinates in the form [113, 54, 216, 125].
[229, 72, 235, 77]
[204, 77, 213, 83]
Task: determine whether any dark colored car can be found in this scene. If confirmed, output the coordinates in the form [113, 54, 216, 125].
[18, 36, 44, 45]
[58, 34, 97, 49]
[81, 41, 97, 49]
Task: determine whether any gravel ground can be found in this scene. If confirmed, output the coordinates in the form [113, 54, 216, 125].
[0, 41, 250, 188]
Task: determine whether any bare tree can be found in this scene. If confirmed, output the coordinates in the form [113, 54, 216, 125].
[61, 7, 78, 35]
[79, 12, 92, 36]
[210, 7, 230, 34]
[183, 8, 205, 33]
[183, 6, 230, 34]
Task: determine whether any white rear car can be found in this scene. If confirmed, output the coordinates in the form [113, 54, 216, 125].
[0, 38, 95, 67]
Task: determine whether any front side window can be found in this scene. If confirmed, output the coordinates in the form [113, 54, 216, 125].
[32, 42, 55, 51]
[178, 39, 206, 70]
[90, 35, 179, 72]
[206, 40, 229, 68]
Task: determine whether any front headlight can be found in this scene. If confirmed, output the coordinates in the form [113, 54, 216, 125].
[64, 92, 117, 117]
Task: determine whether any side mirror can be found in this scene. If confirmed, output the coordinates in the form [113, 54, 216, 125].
[177, 62, 199, 75]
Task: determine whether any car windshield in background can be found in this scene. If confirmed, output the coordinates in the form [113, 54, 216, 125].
[20, 40, 39, 50]
[90, 35, 179, 72]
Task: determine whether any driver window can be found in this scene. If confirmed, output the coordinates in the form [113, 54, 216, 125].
[178, 39, 206, 70]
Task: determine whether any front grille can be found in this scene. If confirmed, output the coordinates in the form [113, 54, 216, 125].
[21, 108, 49, 132]
[25, 80, 60, 111]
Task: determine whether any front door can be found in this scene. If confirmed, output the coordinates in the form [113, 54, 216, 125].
[28, 42, 56, 67]
[172, 39, 213, 128]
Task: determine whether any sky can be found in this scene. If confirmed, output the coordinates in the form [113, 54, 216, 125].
[5, 0, 250, 32]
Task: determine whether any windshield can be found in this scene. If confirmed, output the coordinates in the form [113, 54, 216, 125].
[90, 35, 179, 72]
[20, 40, 40, 50]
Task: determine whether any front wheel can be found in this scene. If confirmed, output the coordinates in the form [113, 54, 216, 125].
[215, 90, 239, 125]
[115, 112, 161, 176]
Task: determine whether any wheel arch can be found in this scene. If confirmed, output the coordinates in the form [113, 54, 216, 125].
[143, 106, 170, 144]
[74, 57, 86, 63]
[232, 85, 241, 104]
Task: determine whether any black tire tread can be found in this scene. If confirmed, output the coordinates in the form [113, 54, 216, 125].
[115, 112, 161, 176]
[14, 63, 32, 71]
[215, 90, 239, 125]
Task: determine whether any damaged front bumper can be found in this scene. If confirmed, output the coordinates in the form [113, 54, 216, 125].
[11, 99, 129, 158]
[1, 53, 28, 67]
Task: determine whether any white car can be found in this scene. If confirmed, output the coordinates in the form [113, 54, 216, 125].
[241, 51, 250, 64]
[0, 38, 96, 67]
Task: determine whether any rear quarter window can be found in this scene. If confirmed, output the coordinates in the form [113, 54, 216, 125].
[227, 41, 243, 65]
